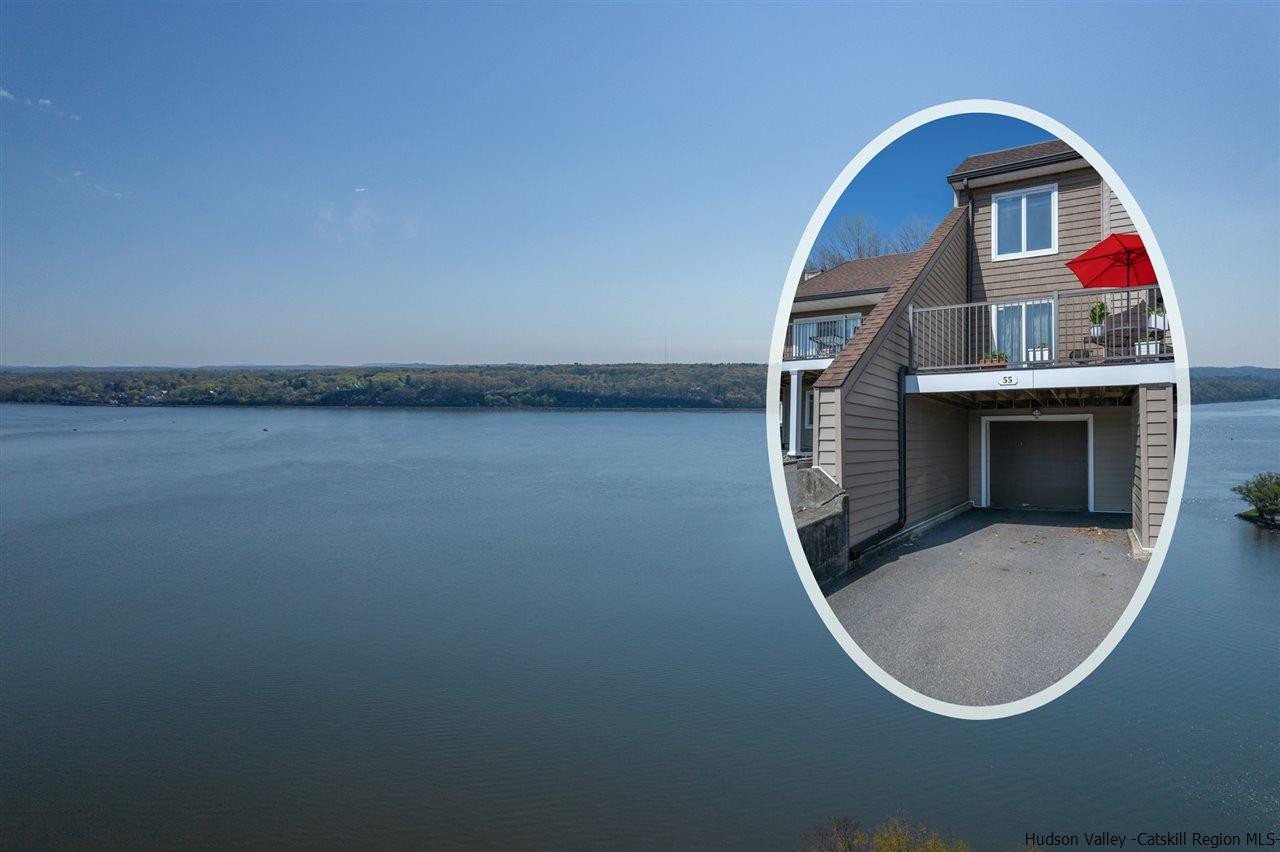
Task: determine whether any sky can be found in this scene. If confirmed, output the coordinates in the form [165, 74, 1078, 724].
[1, 1, 1277, 368]
[813, 114, 1053, 256]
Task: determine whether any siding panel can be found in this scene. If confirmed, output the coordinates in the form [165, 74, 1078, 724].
[906, 396, 969, 524]
[1104, 181, 1135, 235]
[969, 167, 1106, 304]
[835, 215, 970, 543]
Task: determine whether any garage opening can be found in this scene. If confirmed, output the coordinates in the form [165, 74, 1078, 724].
[988, 419, 1090, 511]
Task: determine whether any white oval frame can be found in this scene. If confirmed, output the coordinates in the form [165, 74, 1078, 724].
[767, 100, 1191, 720]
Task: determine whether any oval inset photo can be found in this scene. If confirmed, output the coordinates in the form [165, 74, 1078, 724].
[770, 102, 1188, 719]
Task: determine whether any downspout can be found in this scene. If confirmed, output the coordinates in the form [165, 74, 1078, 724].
[963, 179, 973, 303]
[848, 365, 908, 561]
[963, 181, 974, 365]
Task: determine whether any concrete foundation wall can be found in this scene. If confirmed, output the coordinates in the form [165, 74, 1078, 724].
[790, 468, 850, 585]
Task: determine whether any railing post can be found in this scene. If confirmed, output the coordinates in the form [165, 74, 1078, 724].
[907, 305, 915, 370]
[1051, 290, 1059, 365]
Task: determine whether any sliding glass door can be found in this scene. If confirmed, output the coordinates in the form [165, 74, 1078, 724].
[989, 299, 1054, 366]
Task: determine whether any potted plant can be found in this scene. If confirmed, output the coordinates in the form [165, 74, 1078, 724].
[1089, 301, 1109, 340]
[1147, 304, 1169, 331]
[1027, 340, 1051, 363]
[978, 351, 1008, 370]
[1135, 336, 1162, 357]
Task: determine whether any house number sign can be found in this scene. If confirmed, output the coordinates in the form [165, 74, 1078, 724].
[997, 374, 1018, 386]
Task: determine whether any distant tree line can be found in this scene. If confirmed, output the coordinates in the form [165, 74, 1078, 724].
[0, 364, 767, 410]
[806, 212, 936, 274]
[2, 365, 1274, 410]
[1188, 374, 1280, 404]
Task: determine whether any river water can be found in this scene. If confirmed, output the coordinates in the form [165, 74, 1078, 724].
[1, 401, 1276, 848]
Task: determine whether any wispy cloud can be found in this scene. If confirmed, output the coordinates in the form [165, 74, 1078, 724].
[1, 86, 81, 120]
[52, 168, 124, 199]
[313, 198, 421, 244]
[354, 187, 368, 193]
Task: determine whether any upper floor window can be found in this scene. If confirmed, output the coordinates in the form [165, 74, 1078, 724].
[991, 183, 1057, 260]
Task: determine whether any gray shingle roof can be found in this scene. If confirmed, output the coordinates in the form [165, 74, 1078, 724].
[797, 252, 917, 300]
[948, 139, 1079, 181]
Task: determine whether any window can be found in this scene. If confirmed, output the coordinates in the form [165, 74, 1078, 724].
[991, 183, 1057, 260]
[803, 389, 814, 429]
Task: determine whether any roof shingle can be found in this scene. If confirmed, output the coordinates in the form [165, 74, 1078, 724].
[797, 252, 918, 300]
[948, 139, 1079, 181]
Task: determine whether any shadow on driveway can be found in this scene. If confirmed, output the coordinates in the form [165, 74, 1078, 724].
[825, 508, 1144, 707]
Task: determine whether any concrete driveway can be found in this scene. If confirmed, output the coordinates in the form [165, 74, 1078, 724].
[825, 508, 1144, 707]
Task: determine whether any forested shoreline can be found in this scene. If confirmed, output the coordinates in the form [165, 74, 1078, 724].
[0, 364, 767, 410]
[0, 364, 1274, 410]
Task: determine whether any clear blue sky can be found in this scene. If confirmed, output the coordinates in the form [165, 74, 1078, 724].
[1, 2, 1276, 367]
[815, 114, 1053, 253]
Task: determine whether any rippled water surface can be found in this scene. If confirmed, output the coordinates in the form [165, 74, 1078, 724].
[2, 401, 1276, 848]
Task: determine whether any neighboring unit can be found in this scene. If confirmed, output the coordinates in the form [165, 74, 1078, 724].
[792, 140, 1176, 564]
[781, 254, 914, 456]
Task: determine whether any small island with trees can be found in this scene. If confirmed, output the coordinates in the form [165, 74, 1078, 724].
[1233, 472, 1279, 530]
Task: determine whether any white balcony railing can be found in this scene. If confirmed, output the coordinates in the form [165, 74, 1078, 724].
[909, 286, 1172, 372]
[784, 313, 862, 361]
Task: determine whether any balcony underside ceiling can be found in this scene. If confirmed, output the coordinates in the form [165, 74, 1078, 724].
[925, 386, 1137, 409]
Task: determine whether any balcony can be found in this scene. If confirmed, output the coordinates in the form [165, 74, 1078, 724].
[909, 286, 1173, 373]
[784, 313, 862, 361]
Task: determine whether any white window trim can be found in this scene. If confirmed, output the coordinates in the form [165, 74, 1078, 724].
[803, 388, 814, 430]
[991, 182, 1058, 261]
[980, 414, 1094, 512]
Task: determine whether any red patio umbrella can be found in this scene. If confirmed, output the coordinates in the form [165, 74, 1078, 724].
[1065, 232, 1156, 288]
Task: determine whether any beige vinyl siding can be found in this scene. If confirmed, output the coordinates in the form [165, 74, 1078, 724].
[966, 404, 1135, 513]
[1135, 384, 1175, 547]
[1103, 181, 1135, 236]
[1093, 407, 1135, 510]
[970, 166, 1103, 303]
[835, 216, 969, 542]
[906, 396, 969, 524]
[842, 359, 904, 541]
[813, 387, 841, 480]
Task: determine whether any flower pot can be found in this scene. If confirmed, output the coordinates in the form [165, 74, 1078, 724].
[1147, 314, 1169, 331]
[979, 360, 1007, 371]
[1027, 347, 1051, 364]
[1089, 324, 1107, 340]
[1135, 341, 1162, 357]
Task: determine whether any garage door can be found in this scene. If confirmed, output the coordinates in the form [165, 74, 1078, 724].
[989, 420, 1088, 510]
